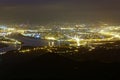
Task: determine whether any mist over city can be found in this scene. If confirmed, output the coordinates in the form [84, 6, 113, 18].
[0, 0, 120, 24]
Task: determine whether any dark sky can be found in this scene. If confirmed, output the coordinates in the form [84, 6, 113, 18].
[0, 0, 120, 24]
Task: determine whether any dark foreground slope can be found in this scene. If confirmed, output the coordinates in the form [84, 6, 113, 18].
[0, 51, 120, 79]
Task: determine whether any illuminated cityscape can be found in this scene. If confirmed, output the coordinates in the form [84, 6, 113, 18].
[1, 23, 120, 79]
[0, 23, 120, 54]
[1, 0, 120, 79]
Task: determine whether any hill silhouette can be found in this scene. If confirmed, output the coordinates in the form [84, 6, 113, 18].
[1, 53, 120, 79]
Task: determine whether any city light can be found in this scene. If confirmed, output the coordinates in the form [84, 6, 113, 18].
[45, 37, 56, 40]
[0, 23, 120, 54]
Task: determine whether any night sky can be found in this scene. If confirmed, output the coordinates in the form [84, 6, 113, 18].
[0, 0, 120, 24]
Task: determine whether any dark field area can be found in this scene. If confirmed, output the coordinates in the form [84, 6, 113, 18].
[1, 46, 120, 79]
